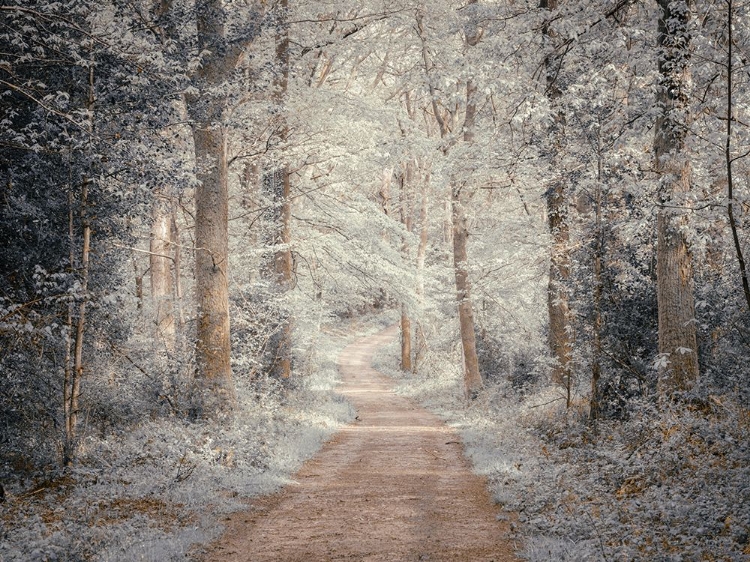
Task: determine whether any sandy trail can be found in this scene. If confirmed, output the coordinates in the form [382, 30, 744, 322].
[206, 324, 521, 561]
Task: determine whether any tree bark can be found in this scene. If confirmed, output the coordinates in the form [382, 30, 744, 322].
[416, 4, 483, 397]
[541, 0, 574, 396]
[185, 0, 252, 417]
[401, 306, 412, 372]
[452, 189, 483, 398]
[262, 168, 294, 379]
[654, 0, 699, 393]
[590, 142, 604, 420]
[414, 165, 430, 373]
[150, 197, 175, 352]
[261, 0, 293, 380]
[64, 66, 94, 466]
[191, 113, 234, 413]
[400, 166, 413, 372]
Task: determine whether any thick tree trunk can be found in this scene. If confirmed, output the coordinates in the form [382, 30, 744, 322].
[191, 119, 235, 413]
[185, 0, 245, 417]
[654, 0, 699, 393]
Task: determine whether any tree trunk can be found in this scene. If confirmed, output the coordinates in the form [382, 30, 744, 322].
[590, 145, 604, 420]
[414, 165, 430, 373]
[63, 189, 75, 466]
[150, 197, 175, 352]
[416, 4, 483, 397]
[185, 0, 244, 417]
[400, 166, 413, 372]
[191, 116, 234, 414]
[262, 0, 293, 380]
[541, 0, 574, 397]
[171, 214, 185, 332]
[452, 189, 483, 399]
[262, 168, 294, 379]
[70, 179, 90, 444]
[654, 0, 699, 393]
[401, 306, 412, 372]
[64, 66, 94, 466]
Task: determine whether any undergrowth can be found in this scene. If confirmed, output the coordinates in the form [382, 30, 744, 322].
[376, 335, 750, 562]
[0, 313, 394, 562]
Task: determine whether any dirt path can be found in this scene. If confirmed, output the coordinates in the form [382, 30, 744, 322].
[205, 325, 521, 561]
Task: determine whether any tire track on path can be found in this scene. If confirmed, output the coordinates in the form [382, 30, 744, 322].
[206, 324, 521, 561]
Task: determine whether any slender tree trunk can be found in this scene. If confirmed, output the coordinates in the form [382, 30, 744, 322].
[63, 187, 75, 466]
[70, 178, 90, 444]
[150, 197, 175, 352]
[654, 0, 699, 393]
[725, 0, 750, 312]
[262, 168, 294, 379]
[171, 214, 185, 332]
[454, 78, 483, 398]
[590, 144, 604, 420]
[414, 165, 430, 373]
[400, 167, 413, 372]
[541, 0, 574, 397]
[452, 189, 483, 398]
[261, 0, 293, 380]
[64, 66, 95, 465]
[401, 307, 412, 371]
[416, 5, 483, 397]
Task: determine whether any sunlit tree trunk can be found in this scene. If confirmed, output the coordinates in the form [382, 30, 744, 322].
[654, 0, 699, 393]
[414, 164, 430, 373]
[455, 75, 483, 398]
[150, 197, 175, 352]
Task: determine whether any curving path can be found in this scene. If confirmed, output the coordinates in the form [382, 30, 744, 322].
[206, 324, 521, 561]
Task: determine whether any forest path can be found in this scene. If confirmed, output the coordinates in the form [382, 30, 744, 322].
[205, 324, 521, 561]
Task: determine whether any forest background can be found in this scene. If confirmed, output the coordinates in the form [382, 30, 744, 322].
[1, 0, 749, 560]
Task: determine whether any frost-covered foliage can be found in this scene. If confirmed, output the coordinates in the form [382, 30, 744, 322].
[0, 316, 407, 561]
[3, 0, 750, 559]
[379, 336, 750, 561]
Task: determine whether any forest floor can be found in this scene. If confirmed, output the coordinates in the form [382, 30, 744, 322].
[201, 324, 521, 562]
